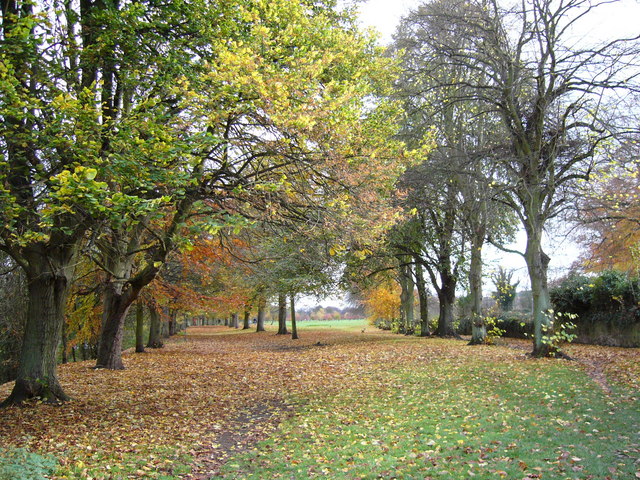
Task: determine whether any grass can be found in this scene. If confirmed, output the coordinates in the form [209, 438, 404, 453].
[219, 340, 639, 479]
[295, 319, 368, 330]
[1, 323, 638, 480]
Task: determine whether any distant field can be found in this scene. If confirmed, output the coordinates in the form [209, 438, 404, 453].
[296, 319, 368, 330]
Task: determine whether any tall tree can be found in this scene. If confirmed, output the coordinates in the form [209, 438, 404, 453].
[399, 0, 640, 355]
[0, 0, 203, 403]
[90, 0, 406, 370]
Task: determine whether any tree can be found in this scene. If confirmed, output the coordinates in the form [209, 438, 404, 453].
[0, 255, 26, 384]
[277, 293, 289, 335]
[0, 0, 226, 403]
[492, 267, 520, 312]
[578, 140, 640, 273]
[403, 0, 640, 355]
[89, 0, 406, 370]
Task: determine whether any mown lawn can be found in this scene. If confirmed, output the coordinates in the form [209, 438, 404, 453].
[0, 321, 638, 479]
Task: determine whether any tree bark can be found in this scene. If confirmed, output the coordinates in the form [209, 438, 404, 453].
[290, 294, 299, 340]
[243, 307, 250, 330]
[468, 229, 487, 345]
[525, 226, 552, 356]
[2, 253, 74, 406]
[436, 270, 457, 337]
[147, 305, 163, 348]
[414, 258, 430, 337]
[135, 301, 145, 353]
[95, 283, 134, 369]
[256, 296, 266, 332]
[232, 312, 239, 329]
[169, 311, 177, 336]
[277, 293, 288, 335]
[398, 258, 415, 334]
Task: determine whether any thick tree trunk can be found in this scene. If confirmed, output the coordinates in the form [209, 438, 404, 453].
[277, 293, 288, 335]
[147, 305, 163, 348]
[468, 232, 486, 345]
[96, 284, 134, 369]
[290, 294, 299, 340]
[414, 258, 430, 337]
[232, 312, 239, 329]
[135, 301, 145, 353]
[243, 308, 250, 330]
[436, 271, 457, 337]
[256, 296, 266, 332]
[2, 259, 73, 406]
[525, 227, 552, 356]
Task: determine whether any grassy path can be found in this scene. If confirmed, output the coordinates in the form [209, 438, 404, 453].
[0, 321, 638, 479]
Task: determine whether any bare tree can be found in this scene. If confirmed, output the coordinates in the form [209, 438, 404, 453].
[401, 0, 640, 355]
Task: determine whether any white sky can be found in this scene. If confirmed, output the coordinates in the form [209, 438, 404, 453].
[355, 0, 640, 46]
[302, 0, 639, 307]
[353, 0, 640, 288]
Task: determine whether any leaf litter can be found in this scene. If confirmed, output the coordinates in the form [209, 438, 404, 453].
[0, 325, 637, 479]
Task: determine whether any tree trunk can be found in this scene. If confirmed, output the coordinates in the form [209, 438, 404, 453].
[398, 259, 415, 334]
[468, 230, 486, 345]
[436, 271, 457, 337]
[161, 310, 170, 338]
[256, 296, 266, 332]
[2, 260, 73, 406]
[525, 227, 552, 356]
[277, 293, 288, 335]
[232, 312, 239, 329]
[147, 305, 163, 348]
[414, 258, 430, 337]
[95, 283, 134, 369]
[135, 301, 145, 353]
[61, 320, 69, 364]
[290, 294, 299, 340]
[243, 307, 250, 330]
[169, 311, 177, 336]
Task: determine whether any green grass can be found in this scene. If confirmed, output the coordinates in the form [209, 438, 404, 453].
[220, 351, 639, 479]
[296, 319, 368, 331]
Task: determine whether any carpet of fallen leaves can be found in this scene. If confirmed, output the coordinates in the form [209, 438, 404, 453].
[0, 325, 638, 479]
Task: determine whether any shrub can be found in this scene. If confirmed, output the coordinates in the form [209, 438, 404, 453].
[550, 270, 640, 347]
[495, 312, 532, 338]
[550, 270, 640, 328]
[541, 311, 578, 354]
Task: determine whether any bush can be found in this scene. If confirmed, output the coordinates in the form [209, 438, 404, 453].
[550, 270, 640, 327]
[550, 270, 640, 347]
[371, 317, 394, 331]
[0, 448, 57, 480]
[495, 312, 532, 338]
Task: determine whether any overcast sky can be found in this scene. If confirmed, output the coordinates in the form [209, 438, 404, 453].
[352, 0, 640, 288]
[356, 0, 640, 46]
[300, 1, 640, 307]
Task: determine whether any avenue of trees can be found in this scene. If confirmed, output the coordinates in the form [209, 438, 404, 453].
[1, 0, 639, 406]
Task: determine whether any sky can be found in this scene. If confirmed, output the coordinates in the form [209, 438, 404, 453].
[302, 0, 639, 307]
[352, 0, 640, 287]
[355, 0, 640, 46]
